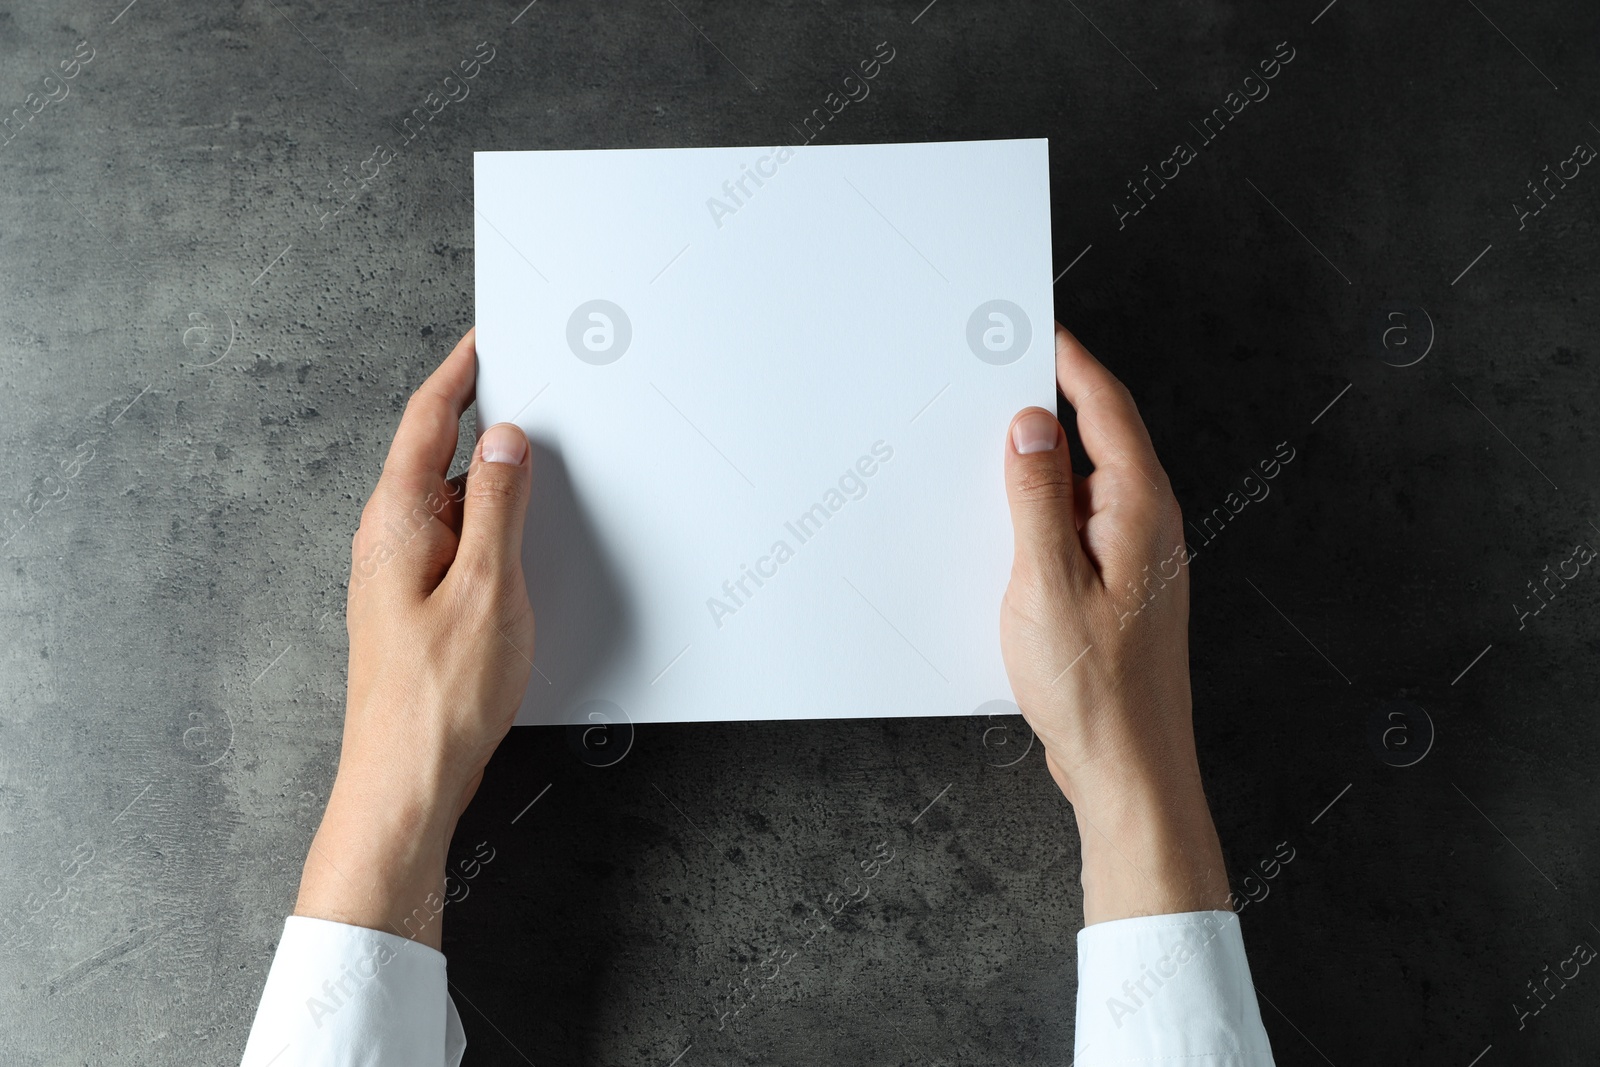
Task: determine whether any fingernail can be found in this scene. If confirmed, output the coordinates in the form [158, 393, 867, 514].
[1012, 411, 1059, 455]
[479, 423, 528, 466]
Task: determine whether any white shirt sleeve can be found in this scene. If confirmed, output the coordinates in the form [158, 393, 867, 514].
[1073, 910, 1274, 1066]
[239, 916, 467, 1067]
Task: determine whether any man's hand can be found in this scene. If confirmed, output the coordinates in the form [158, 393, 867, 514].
[999, 324, 1229, 925]
[294, 327, 535, 950]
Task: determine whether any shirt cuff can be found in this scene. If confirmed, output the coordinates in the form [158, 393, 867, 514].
[1074, 910, 1274, 1066]
[240, 916, 466, 1067]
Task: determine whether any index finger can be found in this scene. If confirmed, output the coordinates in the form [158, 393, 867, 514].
[381, 328, 478, 488]
[1054, 323, 1165, 495]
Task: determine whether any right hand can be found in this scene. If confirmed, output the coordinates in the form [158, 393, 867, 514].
[998, 324, 1229, 924]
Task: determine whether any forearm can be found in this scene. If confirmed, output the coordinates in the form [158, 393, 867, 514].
[1069, 767, 1231, 925]
[293, 767, 460, 951]
[1065, 771, 1275, 1064]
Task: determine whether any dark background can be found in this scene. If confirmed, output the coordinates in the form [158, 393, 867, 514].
[1, 1, 1596, 1064]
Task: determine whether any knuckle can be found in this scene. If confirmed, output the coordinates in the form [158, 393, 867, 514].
[1148, 465, 1176, 504]
[1012, 460, 1074, 504]
[1118, 461, 1174, 509]
[352, 507, 387, 554]
[403, 386, 443, 416]
[376, 476, 442, 528]
[398, 390, 452, 439]
[1164, 494, 1185, 535]
[467, 470, 523, 509]
[1091, 377, 1140, 420]
[398, 395, 428, 429]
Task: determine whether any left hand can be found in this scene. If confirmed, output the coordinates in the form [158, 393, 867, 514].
[294, 327, 536, 949]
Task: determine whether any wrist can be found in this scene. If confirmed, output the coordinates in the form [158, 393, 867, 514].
[293, 770, 461, 950]
[1061, 760, 1231, 925]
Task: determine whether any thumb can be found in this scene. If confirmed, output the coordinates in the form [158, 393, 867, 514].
[1004, 407, 1089, 585]
[455, 422, 532, 582]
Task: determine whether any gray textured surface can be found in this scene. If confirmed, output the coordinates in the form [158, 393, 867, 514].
[2, 1, 1597, 1064]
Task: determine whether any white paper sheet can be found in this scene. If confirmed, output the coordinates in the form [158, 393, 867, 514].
[474, 138, 1054, 725]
